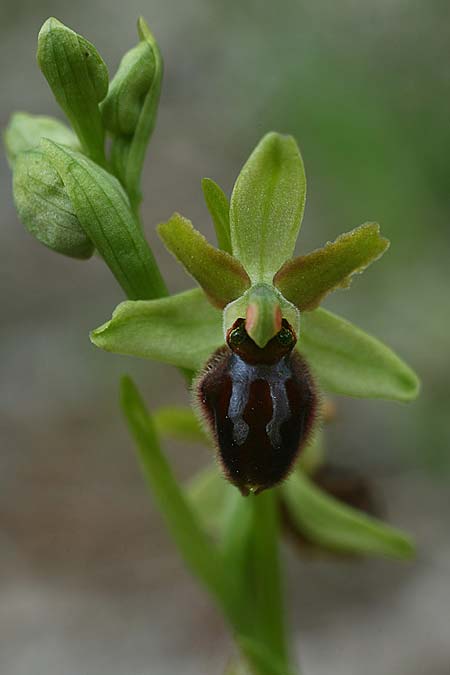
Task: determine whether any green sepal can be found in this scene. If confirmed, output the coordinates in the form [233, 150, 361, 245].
[230, 132, 306, 284]
[299, 307, 420, 401]
[201, 177, 232, 253]
[274, 222, 389, 311]
[106, 17, 163, 210]
[158, 213, 250, 308]
[90, 288, 223, 370]
[41, 139, 166, 299]
[13, 149, 94, 259]
[37, 17, 108, 166]
[282, 468, 415, 559]
[3, 112, 79, 167]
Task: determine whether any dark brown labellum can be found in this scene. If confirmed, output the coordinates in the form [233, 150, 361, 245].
[194, 319, 318, 495]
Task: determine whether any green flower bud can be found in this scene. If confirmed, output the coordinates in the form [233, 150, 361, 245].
[101, 40, 155, 136]
[3, 112, 79, 167]
[37, 17, 108, 166]
[13, 149, 94, 259]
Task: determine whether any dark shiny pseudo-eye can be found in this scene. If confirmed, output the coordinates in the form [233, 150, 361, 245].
[194, 319, 319, 495]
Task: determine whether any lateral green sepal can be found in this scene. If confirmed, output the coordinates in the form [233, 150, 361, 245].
[274, 223, 389, 311]
[299, 307, 420, 401]
[90, 289, 223, 371]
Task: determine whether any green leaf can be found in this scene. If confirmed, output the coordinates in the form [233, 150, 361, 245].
[229, 132, 306, 284]
[13, 149, 94, 259]
[282, 468, 415, 559]
[299, 307, 420, 401]
[202, 177, 232, 253]
[153, 406, 209, 445]
[274, 222, 390, 311]
[107, 17, 163, 210]
[158, 213, 250, 308]
[3, 112, 79, 167]
[237, 638, 296, 675]
[91, 288, 223, 370]
[120, 376, 233, 609]
[41, 139, 167, 300]
[37, 17, 108, 165]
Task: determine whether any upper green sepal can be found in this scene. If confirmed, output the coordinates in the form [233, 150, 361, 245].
[3, 112, 80, 167]
[13, 148, 94, 259]
[229, 132, 306, 284]
[274, 222, 390, 311]
[158, 213, 250, 308]
[37, 17, 108, 166]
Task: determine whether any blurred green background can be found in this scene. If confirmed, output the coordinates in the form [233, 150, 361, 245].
[1, 1, 449, 674]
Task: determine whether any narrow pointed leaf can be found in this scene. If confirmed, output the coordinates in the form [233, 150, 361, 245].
[230, 132, 306, 283]
[91, 289, 223, 370]
[274, 223, 389, 311]
[42, 139, 166, 300]
[158, 213, 250, 308]
[300, 308, 420, 401]
[37, 17, 108, 165]
[282, 468, 415, 559]
[120, 376, 232, 607]
[202, 177, 232, 253]
[4, 112, 79, 167]
[13, 149, 93, 259]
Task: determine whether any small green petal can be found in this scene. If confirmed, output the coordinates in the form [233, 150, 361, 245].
[282, 468, 415, 559]
[37, 17, 108, 166]
[299, 307, 420, 401]
[274, 223, 390, 311]
[201, 177, 232, 254]
[230, 132, 306, 284]
[90, 288, 223, 370]
[158, 213, 250, 308]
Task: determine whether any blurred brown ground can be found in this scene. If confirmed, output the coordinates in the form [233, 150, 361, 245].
[1, 1, 449, 673]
